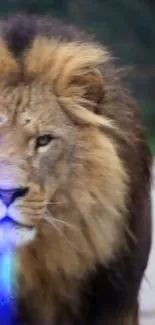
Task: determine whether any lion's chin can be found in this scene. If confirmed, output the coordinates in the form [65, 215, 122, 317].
[0, 217, 36, 250]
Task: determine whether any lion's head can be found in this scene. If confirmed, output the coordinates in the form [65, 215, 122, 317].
[0, 35, 128, 322]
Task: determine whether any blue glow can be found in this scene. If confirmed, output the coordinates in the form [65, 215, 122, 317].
[0, 250, 12, 295]
[0, 247, 16, 324]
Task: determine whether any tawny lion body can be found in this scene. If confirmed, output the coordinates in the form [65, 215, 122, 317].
[0, 14, 152, 325]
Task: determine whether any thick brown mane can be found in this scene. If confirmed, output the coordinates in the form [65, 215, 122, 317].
[0, 13, 152, 325]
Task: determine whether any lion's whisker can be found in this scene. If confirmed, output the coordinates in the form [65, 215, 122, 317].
[43, 211, 83, 251]
[44, 212, 65, 237]
[47, 201, 67, 206]
[44, 211, 80, 233]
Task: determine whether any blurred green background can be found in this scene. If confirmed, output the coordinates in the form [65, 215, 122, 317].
[1, 0, 155, 153]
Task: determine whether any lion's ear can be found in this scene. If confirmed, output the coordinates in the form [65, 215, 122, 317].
[53, 48, 106, 112]
[67, 68, 104, 108]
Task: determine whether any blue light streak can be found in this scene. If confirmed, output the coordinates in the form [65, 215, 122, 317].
[0, 247, 16, 324]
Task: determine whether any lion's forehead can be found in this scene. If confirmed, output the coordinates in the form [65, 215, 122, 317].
[0, 84, 67, 129]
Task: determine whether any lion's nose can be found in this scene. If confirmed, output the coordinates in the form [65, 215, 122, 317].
[0, 187, 29, 206]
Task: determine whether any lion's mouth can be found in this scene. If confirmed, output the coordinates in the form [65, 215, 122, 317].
[0, 215, 34, 230]
[0, 216, 36, 249]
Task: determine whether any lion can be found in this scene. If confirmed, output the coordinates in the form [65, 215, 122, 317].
[0, 13, 152, 325]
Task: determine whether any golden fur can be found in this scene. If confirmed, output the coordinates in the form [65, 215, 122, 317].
[0, 37, 129, 323]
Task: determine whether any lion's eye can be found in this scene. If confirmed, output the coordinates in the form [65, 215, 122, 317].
[36, 134, 53, 149]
